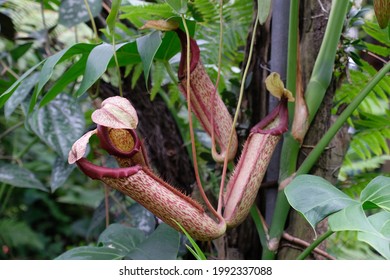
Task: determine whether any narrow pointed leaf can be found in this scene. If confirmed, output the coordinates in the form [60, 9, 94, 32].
[0, 61, 43, 108]
[39, 56, 88, 107]
[4, 73, 39, 118]
[75, 43, 126, 97]
[285, 175, 356, 229]
[106, 0, 122, 34]
[136, 31, 162, 85]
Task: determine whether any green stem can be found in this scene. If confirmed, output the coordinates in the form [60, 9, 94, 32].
[16, 137, 38, 159]
[286, 0, 299, 120]
[0, 183, 6, 203]
[112, 36, 123, 97]
[163, 61, 178, 85]
[83, 0, 99, 41]
[296, 229, 334, 260]
[250, 205, 268, 251]
[0, 186, 13, 214]
[262, 0, 349, 260]
[297, 62, 390, 176]
[181, 15, 223, 223]
[217, 13, 259, 214]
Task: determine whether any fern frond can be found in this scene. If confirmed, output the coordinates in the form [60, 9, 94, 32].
[120, 3, 176, 28]
[339, 110, 390, 181]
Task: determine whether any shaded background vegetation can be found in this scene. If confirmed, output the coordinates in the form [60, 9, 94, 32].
[0, 0, 389, 259]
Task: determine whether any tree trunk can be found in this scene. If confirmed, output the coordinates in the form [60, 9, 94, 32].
[277, 0, 350, 259]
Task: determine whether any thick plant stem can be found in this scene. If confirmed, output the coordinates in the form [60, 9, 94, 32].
[262, 0, 349, 260]
[296, 230, 334, 260]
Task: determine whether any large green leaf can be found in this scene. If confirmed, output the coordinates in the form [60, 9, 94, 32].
[125, 223, 180, 260]
[28, 94, 85, 160]
[57, 223, 179, 260]
[59, 0, 103, 28]
[98, 224, 146, 254]
[136, 31, 162, 85]
[0, 163, 47, 191]
[360, 175, 390, 211]
[285, 175, 357, 229]
[328, 204, 379, 235]
[4, 72, 39, 118]
[50, 157, 75, 193]
[56, 246, 125, 260]
[358, 211, 390, 259]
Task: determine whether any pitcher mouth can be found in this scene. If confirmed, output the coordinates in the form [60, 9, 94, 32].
[97, 125, 141, 158]
[176, 29, 200, 80]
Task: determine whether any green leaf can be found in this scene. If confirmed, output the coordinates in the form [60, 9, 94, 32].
[136, 31, 162, 86]
[360, 176, 390, 211]
[285, 175, 357, 229]
[50, 157, 75, 193]
[172, 220, 206, 260]
[59, 0, 103, 28]
[0, 219, 44, 250]
[98, 224, 146, 254]
[0, 163, 47, 191]
[154, 19, 196, 61]
[56, 246, 125, 260]
[10, 42, 33, 62]
[39, 56, 88, 107]
[257, 0, 272, 24]
[75, 43, 124, 97]
[0, 61, 43, 108]
[125, 223, 180, 260]
[106, 0, 122, 34]
[165, 0, 188, 14]
[58, 223, 180, 260]
[28, 94, 85, 160]
[358, 211, 390, 259]
[328, 204, 378, 234]
[37, 48, 70, 96]
[4, 72, 39, 119]
[125, 204, 156, 236]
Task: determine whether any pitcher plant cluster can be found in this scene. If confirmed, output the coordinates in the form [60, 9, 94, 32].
[68, 28, 294, 241]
